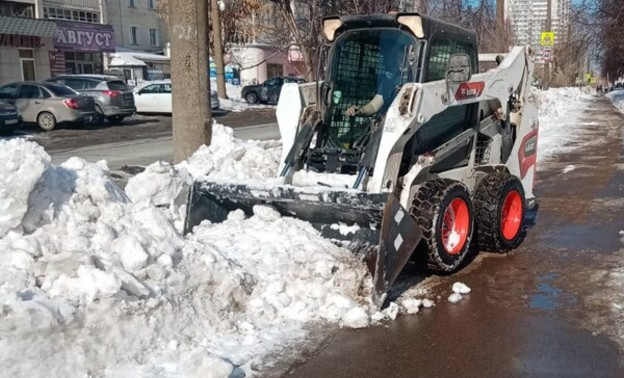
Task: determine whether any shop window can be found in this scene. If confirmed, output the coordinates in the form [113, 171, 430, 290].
[150, 28, 158, 46]
[131, 27, 139, 45]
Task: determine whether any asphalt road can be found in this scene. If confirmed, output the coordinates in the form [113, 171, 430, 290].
[277, 95, 624, 377]
[21, 107, 278, 168]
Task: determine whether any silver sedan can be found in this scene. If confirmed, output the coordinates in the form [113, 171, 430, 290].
[0, 82, 96, 131]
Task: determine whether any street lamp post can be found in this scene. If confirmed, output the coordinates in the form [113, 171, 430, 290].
[211, 0, 228, 99]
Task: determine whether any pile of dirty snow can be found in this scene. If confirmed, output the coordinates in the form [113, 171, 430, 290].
[212, 83, 275, 112]
[0, 126, 385, 377]
[533, 86, 594, 161]
[606, 90, 624, 113]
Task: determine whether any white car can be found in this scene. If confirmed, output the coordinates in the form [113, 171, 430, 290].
[133, 81, 220, 114]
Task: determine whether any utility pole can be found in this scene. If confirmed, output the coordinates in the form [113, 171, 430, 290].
[543, 0, 552, 89]
[170, 0, 212, 163]
[210, 0, 228, 99]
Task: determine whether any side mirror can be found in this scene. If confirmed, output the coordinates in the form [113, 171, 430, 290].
[446, 54, 472, 84]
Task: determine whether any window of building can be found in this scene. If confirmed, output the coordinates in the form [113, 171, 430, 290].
[130, 26, 139, 45]
[19, 49, 36, 81]
[64, 52, 102, 74]
[43, 7, 99, 23]
[129, 0, 136, 7]
[148, 0, 156, 9]
[150, 28, 158, 46]
[0, 2, 34, 18]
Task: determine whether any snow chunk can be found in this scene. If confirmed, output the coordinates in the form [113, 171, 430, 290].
[448, 293, 463, 303]
[0, 138, 49, 236]
[562, 165, 576, 174]
[401, 298, 422, 314]
[340, 307, 371, 329]
[113, 235, 149, 272]
[452, 282, 471, 294]
[252, 204, 281, 222]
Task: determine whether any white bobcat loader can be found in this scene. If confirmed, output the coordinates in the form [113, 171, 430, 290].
[185, 13, 539, 304]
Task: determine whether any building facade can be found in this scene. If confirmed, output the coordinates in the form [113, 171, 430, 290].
[506, 0, 571, 48]
[0, 0, 117, 84]
[106, 0, 165, 53]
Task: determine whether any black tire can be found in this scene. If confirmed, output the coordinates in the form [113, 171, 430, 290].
[37, 112, 56, 131]
[107, 115, 125, 125]
[245, 92, 258, 104]
[410, 179, 474, 272]
[473, 172, 526, 252]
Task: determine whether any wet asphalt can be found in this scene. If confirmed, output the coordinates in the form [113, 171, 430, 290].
[282, 95, 624, 378]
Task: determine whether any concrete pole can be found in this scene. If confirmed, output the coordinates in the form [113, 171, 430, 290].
[170, 0, 212, 163]
[210, 0, 228, 99]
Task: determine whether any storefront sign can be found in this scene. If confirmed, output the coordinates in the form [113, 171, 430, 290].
[0, 34, 41, 48]
[49, 51, 67, 76]
[54, 21, 114, 52]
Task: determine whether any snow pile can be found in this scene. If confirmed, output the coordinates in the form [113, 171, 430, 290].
[533, 87, 594, 161]
[0, 139, 49, 237]
[0, 136, 376, 377]
[126, 123, 282, 229]
[212, 83, 275, 112]
[606, 90, 624, 113]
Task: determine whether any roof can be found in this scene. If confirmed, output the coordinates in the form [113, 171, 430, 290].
[107, 51, 169, 67]
[328, 13, 477, 43]
[0, 16, 57, 37]
[52, 74, 121, 80]
[109, 53, 147, 67]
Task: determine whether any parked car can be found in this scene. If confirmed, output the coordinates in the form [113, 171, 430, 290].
[0, 82, 96, 131]
[210, 89, 220, 110]
[134, 81, 172, 114]
[133, 81, 220, 114]
[241, 76, 306, 104]
[45, 74, 135, 124]
[0, 100, 21, 135]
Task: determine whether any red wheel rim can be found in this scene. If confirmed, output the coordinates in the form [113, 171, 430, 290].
[442, 198, 470, 255]
[501, 190, 523, 240]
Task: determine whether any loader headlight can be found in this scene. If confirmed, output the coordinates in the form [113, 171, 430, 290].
[322, 18, 342, 42]
[397, 15, 424, 38]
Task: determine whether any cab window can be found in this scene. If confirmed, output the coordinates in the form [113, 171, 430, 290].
[425, 37, 476, 82]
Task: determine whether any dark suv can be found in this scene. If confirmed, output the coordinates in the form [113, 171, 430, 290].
[45, 74, 136, 124]
[241, 76, 306, 104]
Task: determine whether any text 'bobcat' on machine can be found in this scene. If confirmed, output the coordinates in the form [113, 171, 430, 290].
[185, 13, 539, 305]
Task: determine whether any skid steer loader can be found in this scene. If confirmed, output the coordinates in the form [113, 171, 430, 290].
[185, 13, 539, 305]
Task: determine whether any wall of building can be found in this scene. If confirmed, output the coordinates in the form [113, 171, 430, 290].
[106, 0, 163, 52]
[0, 37, 54, 85]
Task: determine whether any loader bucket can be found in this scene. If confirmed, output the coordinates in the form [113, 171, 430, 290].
[184, 180, 423, 305]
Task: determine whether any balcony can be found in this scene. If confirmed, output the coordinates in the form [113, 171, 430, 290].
[42, 0, 100, 11]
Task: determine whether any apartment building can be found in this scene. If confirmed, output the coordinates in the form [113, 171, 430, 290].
[506, 0, 571, 47]
[106, 0, 165, 53]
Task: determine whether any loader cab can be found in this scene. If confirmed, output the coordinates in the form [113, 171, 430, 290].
[313, 13, 479, 175]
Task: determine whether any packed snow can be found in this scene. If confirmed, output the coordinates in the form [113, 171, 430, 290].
[533, 87, 594, 162]
[0, 85, 600, 376]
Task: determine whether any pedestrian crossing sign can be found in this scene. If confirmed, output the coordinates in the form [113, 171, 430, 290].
[540, 32, 555, 46]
